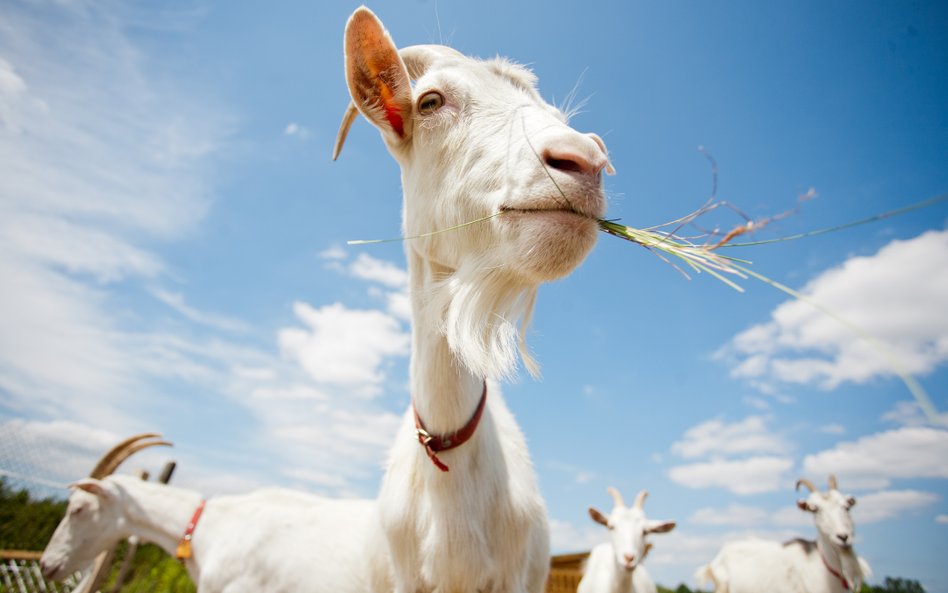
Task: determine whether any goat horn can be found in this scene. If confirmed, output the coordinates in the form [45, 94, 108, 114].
[607, 487, 625, 508]
[827, 474, 838, 491]
[332, 102, 359, 161]
[795, 478, 818, 493]
[633, 489, 649, 510]
[89, 434, 172, 479]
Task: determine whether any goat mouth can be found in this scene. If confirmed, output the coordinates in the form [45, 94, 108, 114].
[498, 205, 596, 221]
[41, 563, 62, 580]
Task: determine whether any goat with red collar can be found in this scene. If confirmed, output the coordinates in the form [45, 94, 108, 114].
[695, 475, 872, 593]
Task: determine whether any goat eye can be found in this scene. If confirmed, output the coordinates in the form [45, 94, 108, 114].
[847, 497, 856, 508]
[418, 91, 444, 115]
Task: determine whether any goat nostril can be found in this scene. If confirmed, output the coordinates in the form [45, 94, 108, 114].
[542, 149, 601, 178]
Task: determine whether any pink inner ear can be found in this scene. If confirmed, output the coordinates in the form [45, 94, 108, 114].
[384, 103, 405, 137]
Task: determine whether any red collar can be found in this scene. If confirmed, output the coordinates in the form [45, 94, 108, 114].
[175, 499, 206, 561]
[413, 382, 487, 472]
[820, 548, 850, 591]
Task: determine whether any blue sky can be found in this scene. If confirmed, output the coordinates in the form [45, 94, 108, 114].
[1, 0, 947, 590]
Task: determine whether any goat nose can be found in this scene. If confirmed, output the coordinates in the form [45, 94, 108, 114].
[542, 137, 608, 179]
[623, 554, 635, 564]
[838, 534, 849, 543]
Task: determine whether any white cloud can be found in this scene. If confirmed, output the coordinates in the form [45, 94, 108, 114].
[671, 416, 790, 459]
[0, 2, 229, 425]
[648, 528, 802, 572]
[349, 253, 409, 288]
[854, 489, 939, 524]
[151, 288, 250, 333]
[820, 423, 846, 435]
[936, 515, 948, 525]
[0, 418, 178, 495]
[802, 427, 948, 489]
[284, 122, 311, 139]
[385, 289, 412, 321]
[689, 504, 771, 527]
[319, 245, 348, 261]
[719, 230, 948, 391]
[549, 518, 607, 553]
[667, 456, 794, 495]
[882, 400, 948, 428]
[278, 301, 410, 396]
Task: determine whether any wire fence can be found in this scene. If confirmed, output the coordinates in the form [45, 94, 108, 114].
[0, 553, 82, 593]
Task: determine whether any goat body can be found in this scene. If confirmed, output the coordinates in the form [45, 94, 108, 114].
[42, 475, 376, 593]
[337, 7, 611, 593]
[577, 489, 674, 593]
[695, 476, 871, 593]
[695, 537, 870, 593]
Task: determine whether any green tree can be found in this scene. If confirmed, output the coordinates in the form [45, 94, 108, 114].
[0, 477, 195, 593]
[0, 477, 67, 550]
[863, 577, 927, 593]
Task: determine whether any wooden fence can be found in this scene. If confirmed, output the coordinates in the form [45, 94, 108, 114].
[547, 552, 589, 593]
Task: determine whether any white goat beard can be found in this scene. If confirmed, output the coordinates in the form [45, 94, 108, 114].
[428, 256, 540, 381]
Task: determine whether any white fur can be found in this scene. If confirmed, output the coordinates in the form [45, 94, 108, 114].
[338, 7, 611, 593]
[694, 479, 872, 593]
[581, 544, 659, 593]
[40, 475, 377, 593]
[578, 489, 675, 593]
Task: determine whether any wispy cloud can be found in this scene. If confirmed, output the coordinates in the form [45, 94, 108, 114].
[668, 455, 794, 495]
[667, 415, 794, 495]
[284, 122, 311, 139]
[0, 1, 230, 425]
[718, 230, 948, 393]
[882, 400, 948, 428]
[150, 289, 251, 333]
[854, 489, 939, 524]
[0, 3, 408, 499]
[671, 415, 790, 459]
[802, 427, 948, 489]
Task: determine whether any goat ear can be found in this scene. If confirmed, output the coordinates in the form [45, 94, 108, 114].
[588, 507, 609, 527]
[797, 499, 815, 512]
[70, 478, 108, 497]
[343, 7, 413, 145]
[646, 520, 676, 534]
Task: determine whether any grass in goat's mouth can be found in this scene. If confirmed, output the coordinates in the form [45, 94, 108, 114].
[347, 121, 947, 423]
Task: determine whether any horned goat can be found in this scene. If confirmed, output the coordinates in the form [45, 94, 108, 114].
[40, 434, 378, 593]
[578, 487, 676, 593]
[694, 475, 872, 593]
[334, 7, 612, 593]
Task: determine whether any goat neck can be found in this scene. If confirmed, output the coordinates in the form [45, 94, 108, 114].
[816, 531, 860, 591]
[408, 257, 486, 440]
[115, 477, 206, 566]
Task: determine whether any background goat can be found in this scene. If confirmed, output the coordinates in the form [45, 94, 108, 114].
[578, 487, 676, 593]
[335, 6, 612, 593]
[694, 475, 872, 593]
[40, 434, 378, 593]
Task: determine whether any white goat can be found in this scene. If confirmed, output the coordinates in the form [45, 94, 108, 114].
[694, 475, 872, 593]
[578, 488, 676, 593]
[41, 434, 377, 593]
[335, 7, 612, 593]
